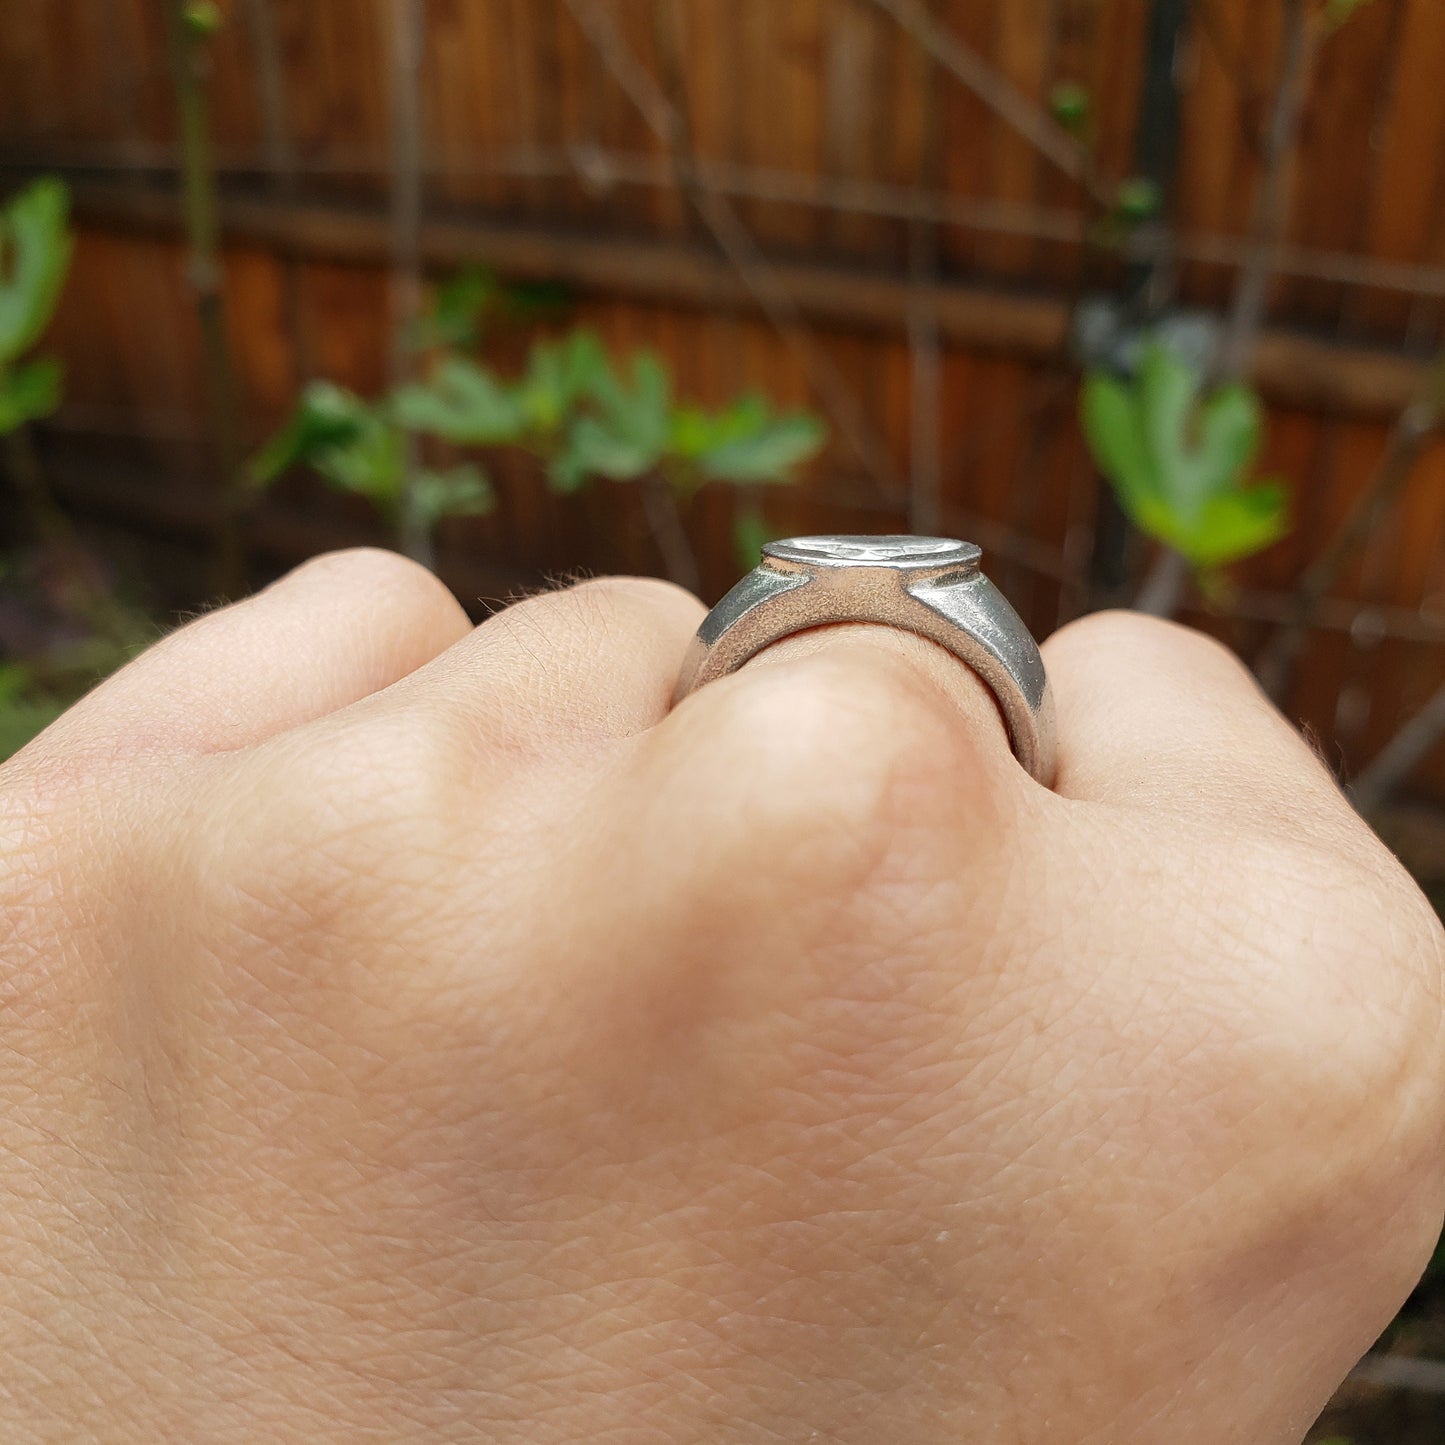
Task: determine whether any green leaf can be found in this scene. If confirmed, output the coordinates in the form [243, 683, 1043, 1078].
[1137, 344, 1199, 507]
[1081, 372, 1156, 516]
[669, 394, 773, 462]
[501, 277, 576, 321]
[0, 355, 63, 432]
[550, 415, 660, 490]
[249, 380, 405, 513]
[1197, 382, 1263, 502]
[410, 266, 499, 351]
[550, 350, 672, 490]
[316, 424, 407, 511]
[249, 380, 373, 485]
[392, 358, 526, 445]
[1115, 175, 1162, 225]
[183, 1, 223, 36]
[1188, 481, 1289, 569]
[0, 178, 74, 366]
[1081, 340, 1289, 570]
[698, 410, 825, 484]
[733, 504, 773, 570]
[592, 351, 671, 452]
[411, 463, 494, 529]
[1049, 81, 1092, 134]
[516, 330, 608, 435]
[1324, 0, 1374, 31]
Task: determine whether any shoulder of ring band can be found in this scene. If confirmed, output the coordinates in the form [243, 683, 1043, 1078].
[671, 535, 1057, 789]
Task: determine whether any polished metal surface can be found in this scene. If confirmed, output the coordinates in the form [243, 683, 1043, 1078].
[672, 534, 1057, 786]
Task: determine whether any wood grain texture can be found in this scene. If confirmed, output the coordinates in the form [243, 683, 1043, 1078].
[1, 0, 1444, 798]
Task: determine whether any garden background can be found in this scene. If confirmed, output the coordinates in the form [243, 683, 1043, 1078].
[2, 2, 1445, 1436]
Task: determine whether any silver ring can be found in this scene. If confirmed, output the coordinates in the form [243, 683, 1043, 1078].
[672, 535, 1057, 786]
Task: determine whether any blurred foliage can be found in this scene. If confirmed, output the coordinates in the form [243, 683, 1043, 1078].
[1323, 0, 1376, 32]
[1048, 80, 1092, 136]
[253, 269, 825, 557]
[0, 663, 67, 760]
[1082, 341, 1289, 572]
[181, 0, 223, 37]
[0, 177, 132, 764]
[1048, 78, 1162, 246]
[0, 508, 161, 759]
[403, 264, 574, 352]
[731, 503, 776, 572]
[1113, 175, 1162, 226]
[0, 177, 72, 438]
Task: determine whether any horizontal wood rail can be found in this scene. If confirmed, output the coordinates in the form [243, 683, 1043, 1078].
[45, 177, 1435, 420]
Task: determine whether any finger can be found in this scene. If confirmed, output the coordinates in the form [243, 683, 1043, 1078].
[1041, 610, 1351, 826]
[703, 622, 1020, 786]
[42, 549, 472, 760]
[348, 575, 706, 752]
[548, 620, 1030, 1034]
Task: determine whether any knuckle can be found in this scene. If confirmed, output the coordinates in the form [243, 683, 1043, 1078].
[1056, 608, 1252, 686]
[290, 546, 465, 624]
[568, 573, 694, 610]
[292, 543, 428, 590]
[689, 648, 981, 900]
[547, 574, 699, 639]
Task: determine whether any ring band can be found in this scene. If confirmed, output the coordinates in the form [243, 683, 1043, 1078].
[671, 535, 1057, 786]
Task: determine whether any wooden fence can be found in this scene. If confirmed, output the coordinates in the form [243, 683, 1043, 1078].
[1, 0, 1444, 799]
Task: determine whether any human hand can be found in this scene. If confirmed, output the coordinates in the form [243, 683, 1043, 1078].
[2, 547, 1441, 1441]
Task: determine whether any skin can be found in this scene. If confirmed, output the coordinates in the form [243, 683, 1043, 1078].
[0, 545, 1441, 1442]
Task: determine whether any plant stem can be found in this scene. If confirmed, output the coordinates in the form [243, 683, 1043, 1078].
[640, 477, 701, 595]
[1255, 355, 1445, 699]
[1132, 0, 1316, 621]
[566, 0, 901, 499]
[1352, 683, 1445, 816]
[1106, 0, 1190, 614]
[162, 0, 247, 599]
[242, 0, 297, 193]
[867, 0, 1108, 206]
[906, 5, 943, 537]
[1218, 0, 1318, 381]
[4, 420, 70, 547]
[4, 425, 141, 647]
[1135, 547, 1192, 617]
[385, 0, 431, 568]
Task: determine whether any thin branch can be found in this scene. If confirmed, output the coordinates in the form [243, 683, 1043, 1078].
[1349, 1352, 1445, 1395]
[1139, 0, 1318, 618]
[385, 0, 429, 567]
[4, 424, 71, 549]
[26, 141, 1445, 302]
[563, 0, 902, 497]
[4, 427, 148, 646]
[1255, 355, 1445, 699]
[242, 0, 311, 388]
[241, 0, 297, 196]
[1188, 0, 1267, 157]
[1352, 683, 1445, 815]
[1219, 0, 1318, 380]
[640, 476, 701, 595]
[161, 0, 247, 599]
[1135, 549, 1193, 617]
[865, 0, 1110, 207]
[906, 1, 944, 535]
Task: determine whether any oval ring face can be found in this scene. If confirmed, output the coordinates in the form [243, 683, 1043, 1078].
[763, 535, 981, 568]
